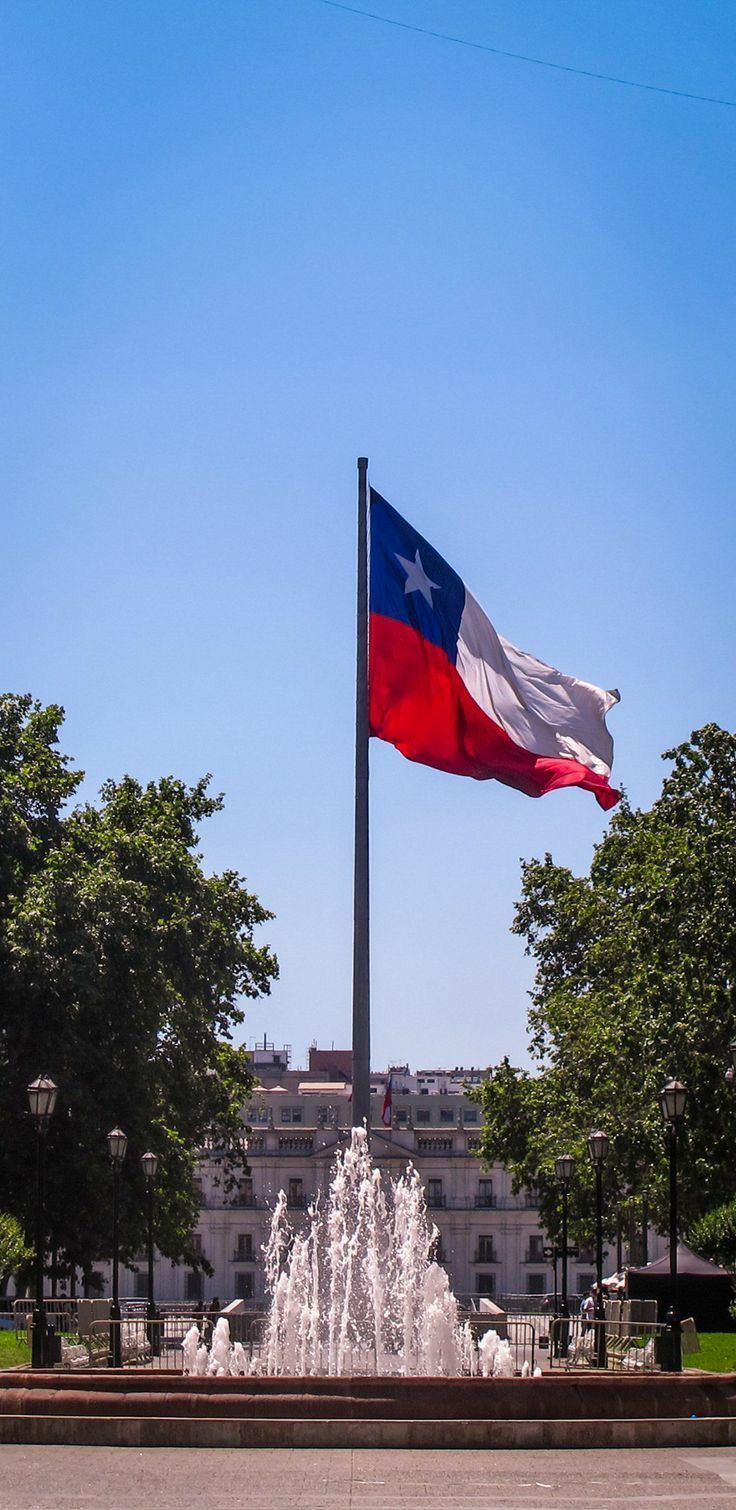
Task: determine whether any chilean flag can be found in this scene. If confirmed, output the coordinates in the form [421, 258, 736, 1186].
[381, 1073, 393, 1128]
[369, 490, 620, 810]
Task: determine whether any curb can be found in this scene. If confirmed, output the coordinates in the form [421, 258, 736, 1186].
[1, 1414, 735, 1449]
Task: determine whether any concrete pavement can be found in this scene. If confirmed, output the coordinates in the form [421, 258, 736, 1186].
[2, 1446, 736, 1509]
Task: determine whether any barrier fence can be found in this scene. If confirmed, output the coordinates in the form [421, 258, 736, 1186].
[18, 1306, 268, 1370]
[462, 1316, 536, 1374]
[548, 1314, 667, 1372]
[17, 1300, 675, 1376]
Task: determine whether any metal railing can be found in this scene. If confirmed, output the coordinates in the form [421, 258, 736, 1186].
[462, 1314, 536, 1374]
[84, 1316, 186, 1368]
[20, 1302, 270, 1371]
[548, 1314, 666, 1372]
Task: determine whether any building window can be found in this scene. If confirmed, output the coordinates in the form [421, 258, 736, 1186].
[192, 1177, 205, 1206]
[234, 1233, 254, 1262]
[526, 1235, 545, 1262]
[415, 1108, 431, 1124]
[288, 1178, 304, 1207]
[133, 1270, 149, 1299]
[476, 1179, 494, 1209]
[185, 1270, 203, 1302]
[477, 1235, 496, 1263]
[577, 1273, 595, 1294]
[395, 1107, 407, 1124]
[477, 1273, 496, 1297]
[234, 1272, 254, 1300]
[527, 1273, 546, 1295]
[439, 1108, 454, 1124]
[233, 1177, 254, 1207]
[426, 1179, 444, 1208]
[463, 1108, 479, 1123]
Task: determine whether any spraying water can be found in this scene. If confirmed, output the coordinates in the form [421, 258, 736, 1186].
[183, 1129, 527, 1378]
[263, 1127, 462, 1376]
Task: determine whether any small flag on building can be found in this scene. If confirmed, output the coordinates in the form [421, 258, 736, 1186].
[369, 490, 620, 810]
[381, 1073, 393, 1128]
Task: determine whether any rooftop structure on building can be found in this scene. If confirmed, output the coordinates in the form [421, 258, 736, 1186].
[249, 1042, 493, 1098]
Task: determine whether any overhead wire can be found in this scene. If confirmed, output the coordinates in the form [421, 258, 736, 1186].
[311, 0, 736, 109]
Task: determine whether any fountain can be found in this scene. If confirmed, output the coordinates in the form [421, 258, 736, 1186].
[183, 1127, 517, 1378]
[262, 1126, 465, 1376]
[6, 1131, 730, 1446]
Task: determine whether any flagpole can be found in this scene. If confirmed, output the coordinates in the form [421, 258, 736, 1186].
[352, 456, 371, 1133]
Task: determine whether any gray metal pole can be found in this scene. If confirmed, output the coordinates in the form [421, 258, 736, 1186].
[351, 457, 371, 1134]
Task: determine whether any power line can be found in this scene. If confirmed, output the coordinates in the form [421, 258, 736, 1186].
[312, 0, 736, 109]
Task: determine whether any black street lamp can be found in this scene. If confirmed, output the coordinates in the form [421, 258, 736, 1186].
[141, 1151, 159, 1357]
[555, 1153, 575, 1356]
[107, 1126, 128, 1367]
[587, 1129, 610, 1369]
[659, 1079, 688, 1371]
[27, 1075, 58, 1368]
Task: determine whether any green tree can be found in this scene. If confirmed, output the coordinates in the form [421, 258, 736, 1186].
[0, 1213, 33, 1292]
[689, 1202, 736, 1271]
[473, 724, 736, 1247]
[0, 694, 278, 1287]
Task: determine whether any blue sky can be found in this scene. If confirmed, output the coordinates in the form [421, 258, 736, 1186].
[3, 1, 734, 1072]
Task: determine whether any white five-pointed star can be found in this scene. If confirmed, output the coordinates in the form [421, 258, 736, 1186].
[395, 549, 441, 607]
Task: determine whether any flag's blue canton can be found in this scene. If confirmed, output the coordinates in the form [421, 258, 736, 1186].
[370, 490, 465, 665]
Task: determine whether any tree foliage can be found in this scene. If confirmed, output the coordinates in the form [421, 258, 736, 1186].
[0, 1212, 33, 1291]
[473, 725, 736, 1248]
[0, 694, 278, 1286]
[689, 1202, 736, 1272]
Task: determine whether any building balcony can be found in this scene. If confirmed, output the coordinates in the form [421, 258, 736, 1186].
[474, 1195, 496, 1208]
[426, 1194, 447, 1208]
[473, 1251, 499, 1265]
[231, 1250, 255, 1264]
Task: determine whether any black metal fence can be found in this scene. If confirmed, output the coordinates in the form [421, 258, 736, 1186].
[462, 1315, 536, 1374]
[548, 1313, 666, 1371]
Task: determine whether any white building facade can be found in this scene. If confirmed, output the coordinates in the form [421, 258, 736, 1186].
[114, 1053, 663, 1308]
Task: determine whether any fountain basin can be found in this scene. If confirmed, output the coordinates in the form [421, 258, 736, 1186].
[1, 1369, 736, 1449]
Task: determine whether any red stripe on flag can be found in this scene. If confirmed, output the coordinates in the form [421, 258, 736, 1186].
[369, 614, 620, 811]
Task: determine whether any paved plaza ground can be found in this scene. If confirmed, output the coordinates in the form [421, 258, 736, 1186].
[2, 1446, 736, 1509]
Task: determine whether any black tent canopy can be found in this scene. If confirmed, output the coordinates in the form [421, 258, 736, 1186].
[627, 1242, 734, 1331]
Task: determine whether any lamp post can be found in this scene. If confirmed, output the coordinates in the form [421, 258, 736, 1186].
[107, 1127, 128, 1367]
[659, 1079, 688, 1371]
[641, 1188, 650, 1267]
[27, 1076, 58, 1368]
[555, 1153, 575, 1356]
[141, 1151, 159, 1356]
[587, 1129, 610, 1369]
